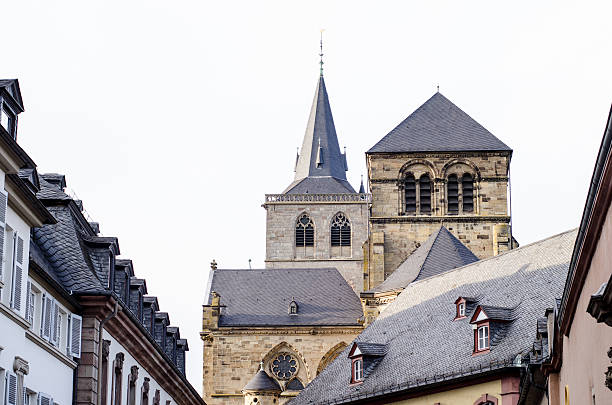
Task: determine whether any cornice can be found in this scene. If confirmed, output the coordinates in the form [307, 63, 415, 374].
[366, 151, 512, 159]
[202, 325, 364, 337]
[370, 215, 510, 224]
[78, 295, 204, 405]
[370, 176, 508, 184]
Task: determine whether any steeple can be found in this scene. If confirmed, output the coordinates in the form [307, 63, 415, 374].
[284, 76, 355, 194]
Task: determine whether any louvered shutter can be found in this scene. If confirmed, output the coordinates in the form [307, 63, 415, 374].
[51, 301, 60, 346]
[0, 189, 7, 279]
[41, 295, 52, 340]
[23, 386, 28, 405]
[10, 234, 24, 311]
[6, 372, 17, 405]
[69, 314, 82, 358]
[25, 281, 32, 323]
[37, 393, 52, 405]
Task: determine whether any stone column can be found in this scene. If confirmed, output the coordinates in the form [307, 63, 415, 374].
[13, 356, 29, 405]
[77, 314, 101, 405]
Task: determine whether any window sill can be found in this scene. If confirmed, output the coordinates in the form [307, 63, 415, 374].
[472, 348, 490, 356]
[25, 330, 77, 369]
[453, 316, 467, 321]
[0, 301, 30, 329]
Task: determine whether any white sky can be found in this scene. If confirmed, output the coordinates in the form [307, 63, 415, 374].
[3, 0, 612, 389]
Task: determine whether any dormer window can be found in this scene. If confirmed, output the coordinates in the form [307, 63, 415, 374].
[458, 302, 466, 317]
[477, 325, 490, 351]
[352, 358, 363, 382]
[289, 299, 298, 315]
[0, 103, 15, 138]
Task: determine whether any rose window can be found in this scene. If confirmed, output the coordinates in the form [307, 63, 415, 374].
[271, 354, 298, 380]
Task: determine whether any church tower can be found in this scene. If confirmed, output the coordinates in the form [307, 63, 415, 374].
[365, 92, 514, 290]
[263, 75, 369, 292]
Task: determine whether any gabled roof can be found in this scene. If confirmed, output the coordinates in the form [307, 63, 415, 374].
[363, 226, 479, 295]
[349, 342, 387, 358]
[292, 229, 577, 405]
[470, 305, 517, 323]
[205, 268, 363, 327]
[0, 79, 24, 112]
[286, 76, 355, 194]
[367, 92, 512, 154]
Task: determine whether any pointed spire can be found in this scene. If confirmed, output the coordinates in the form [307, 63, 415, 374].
[294, 147, 299, 172]
[293, 77, 348, 182]
[359, 175, 365, 193]
[319, 29, 325, 77]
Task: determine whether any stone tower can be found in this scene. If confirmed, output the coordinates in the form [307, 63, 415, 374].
[364, 92, 514, 290]
[263, 75, 369, 292]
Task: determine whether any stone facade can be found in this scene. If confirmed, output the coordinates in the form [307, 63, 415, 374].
[201, 323, 361, 405]
[365, 151, 513, 287]
[264, 197, 369, 292]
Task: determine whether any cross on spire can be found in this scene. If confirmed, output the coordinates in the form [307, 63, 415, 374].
[319, 29, 325, 77]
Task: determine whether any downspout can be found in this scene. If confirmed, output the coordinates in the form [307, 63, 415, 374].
[96, 301, 120, 405]
[508, 158, 513, 249]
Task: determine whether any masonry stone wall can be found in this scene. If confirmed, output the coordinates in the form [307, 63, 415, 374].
[366, 151, 512, 283]
[201, 327, 362, 405]
[264, 201, 369, 292]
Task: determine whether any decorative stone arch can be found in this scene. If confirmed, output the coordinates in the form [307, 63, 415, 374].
[398, 158, 438, 182]
[398, 159, 437, 215]
[262, 342, 311, 387]
[441, 158, 481, 181]
[317, 342, 348, 375]
[473, 393, 499, 405]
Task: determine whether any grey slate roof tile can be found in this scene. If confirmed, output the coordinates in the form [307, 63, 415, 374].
[365, 226, 479, 294]
[283, 176, 355, 194]
[293, 229, 577, 405]
[206, 268, 363, 327]
[368, 92, 512, 153]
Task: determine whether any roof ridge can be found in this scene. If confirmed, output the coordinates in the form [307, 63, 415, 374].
[417, 226, 445, 275]
[408, 228, 578, 286]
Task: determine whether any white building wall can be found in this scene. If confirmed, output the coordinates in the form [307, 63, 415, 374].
[0, 179, 76, 405]
[103, 331, 178, 405]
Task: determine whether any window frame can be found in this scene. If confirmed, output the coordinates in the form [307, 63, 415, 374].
[0, 101, 16, 138]
[475, 323, 490, 352]
[458, 302, 466, 317]
[351, 358, 364, 384]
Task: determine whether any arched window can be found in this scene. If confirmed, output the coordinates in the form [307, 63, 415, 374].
[447, 174, 459, 214]
[419, 174, 431, 214]
[331, 213, 351, 247]
[295, 214, 314, 247]
[404, 174, 416, 213]
[462, 173, 474, 213]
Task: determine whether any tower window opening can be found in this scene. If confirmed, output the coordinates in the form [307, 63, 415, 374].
[419, 174, 431, 214]
[295, 214, 314, 247]
[462, 173, 474, 213]
[447, 174, 459, 214]
[331, 213, 351, 247]
[404, 174, 416, 214]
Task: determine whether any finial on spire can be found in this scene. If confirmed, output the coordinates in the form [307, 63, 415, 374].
[319, 29, 325, 77]
[436, 84, 440, 93]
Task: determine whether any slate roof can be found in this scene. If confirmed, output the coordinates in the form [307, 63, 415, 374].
[205, 268, 363, 327]
[292, 229, 577, 405]
[368, 92, 512, 153]
[352, 342, 387, 357]
[364, 226, 479, 295]
[285, 76, 356, 194]
[476, 305, 517, 322]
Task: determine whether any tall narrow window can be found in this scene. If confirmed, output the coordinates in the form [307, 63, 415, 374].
[419, 174, 431, 214]
[447, 175, 459, 214]
[112, 353, 124, 405]
[331, 213, 351, 247]
[477, 325, 489, 351]
[462, 173, 474, 213]
[404, 174, 416, 214]
[101, 340, 111, 405]
[295, 214, 314, 247]
[353, 359, 363, 382]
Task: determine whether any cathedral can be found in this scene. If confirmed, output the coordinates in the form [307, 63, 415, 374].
[201, 66, 513, 404]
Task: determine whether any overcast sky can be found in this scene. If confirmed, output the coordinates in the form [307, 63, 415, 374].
[3, 0, 612, 388]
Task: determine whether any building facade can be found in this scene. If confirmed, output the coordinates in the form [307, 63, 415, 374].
[0, 80, 73, 405]
[365, 92, 514, 289]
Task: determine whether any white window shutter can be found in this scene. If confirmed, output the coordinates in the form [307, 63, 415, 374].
[6, 372, 17, 405]
[70, 313, 83, 358]
[11, 264, 23, 312]
[0, 189, 7, 279]
[51, 301, 59, 346]
[42, 295, 52, 340]
[25, 281, 32, 323]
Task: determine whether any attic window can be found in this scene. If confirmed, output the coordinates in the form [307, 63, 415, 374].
[477, 324, 490, 351]
[458, 302, 466, 317]
[0, 103, 15, 138]
[289, 300, 298, 315]
[352, 359, 363, 382]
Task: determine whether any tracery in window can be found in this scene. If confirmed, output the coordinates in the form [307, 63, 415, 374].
[330, 213, 351, 257]
[404, 174, 416, 213]
[271, 353, 298, 380]
[462, 173, 474, 212]
[295, 214, 314, 247]
[419, 174, 431, 214]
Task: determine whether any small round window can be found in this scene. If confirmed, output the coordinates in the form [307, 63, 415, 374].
[271, 353, 298, 380]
